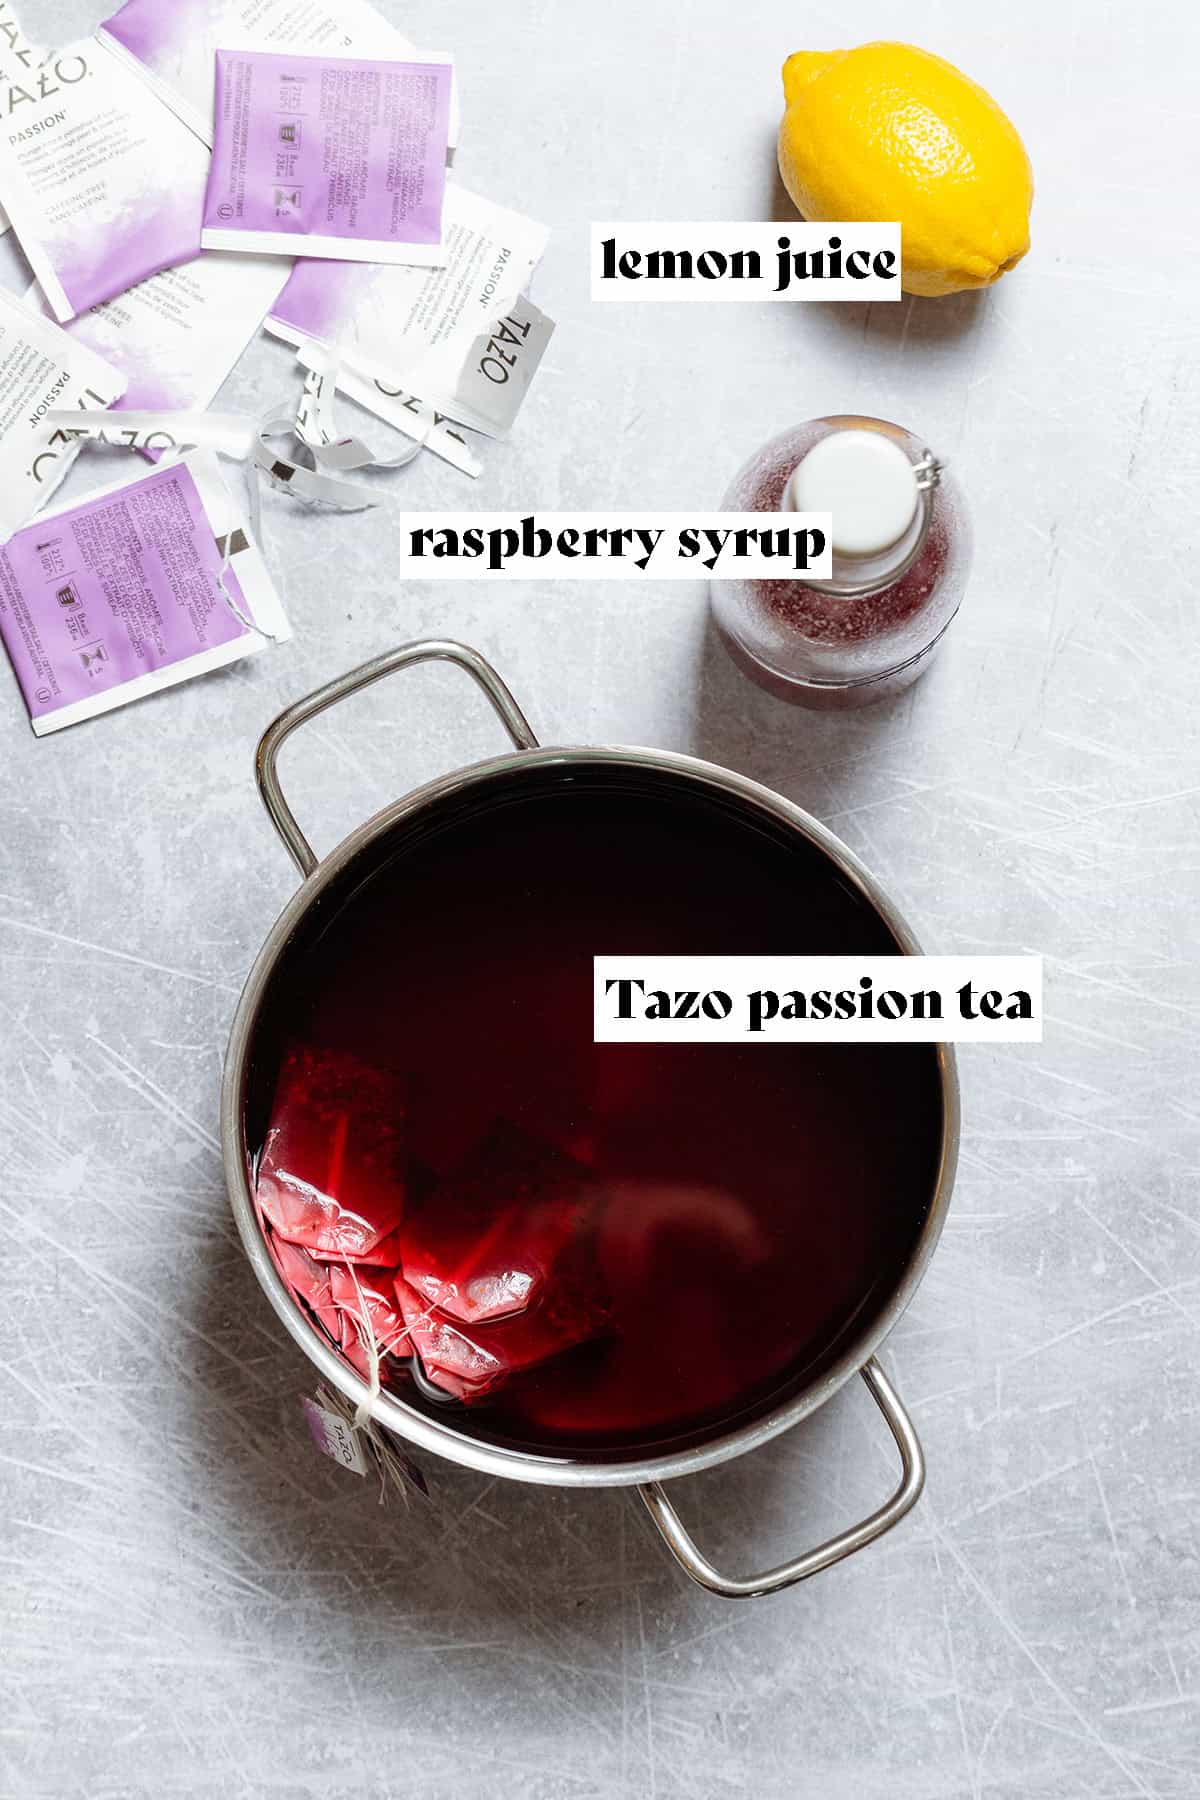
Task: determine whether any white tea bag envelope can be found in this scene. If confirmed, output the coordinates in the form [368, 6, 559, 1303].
[99, 0, 461, 147]
[267, 186, 552, 438]
[33, 253, 292, 450]
[0, 40, 210, 322]
[0, 287, 126, 541]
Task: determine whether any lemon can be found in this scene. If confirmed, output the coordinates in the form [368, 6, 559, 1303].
[778, 42, 1033, 297]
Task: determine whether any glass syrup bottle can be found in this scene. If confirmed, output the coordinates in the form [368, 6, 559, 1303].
[712, 415, 972, 708]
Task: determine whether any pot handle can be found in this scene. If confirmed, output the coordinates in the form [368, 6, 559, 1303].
[638, 1358, 924, 1600]
[256, 640, 540, 877]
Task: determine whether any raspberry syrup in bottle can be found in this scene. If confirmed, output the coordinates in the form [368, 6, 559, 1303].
[713, 415, 972, 708]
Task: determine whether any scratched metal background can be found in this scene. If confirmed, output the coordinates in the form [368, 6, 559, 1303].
[3, 0, 1198, 1795]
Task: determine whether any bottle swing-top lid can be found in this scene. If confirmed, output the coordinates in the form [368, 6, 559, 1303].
[783, 427, 942, 594]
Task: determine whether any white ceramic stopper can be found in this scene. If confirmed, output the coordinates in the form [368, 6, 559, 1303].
[785, 430, 919, 557]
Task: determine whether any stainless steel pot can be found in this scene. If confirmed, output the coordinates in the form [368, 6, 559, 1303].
[221, 640, 959, 1600]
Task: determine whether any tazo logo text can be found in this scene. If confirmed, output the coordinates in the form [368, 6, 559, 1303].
[4, 52, 89, 132]
[29, 387, 110, 484]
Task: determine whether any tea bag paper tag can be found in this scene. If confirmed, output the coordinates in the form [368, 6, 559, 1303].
[452, 296, 557, 439]
[303, 1396, 368, 1476]
[255, 416, 384, 511]
[303, 1388, 432, 1501]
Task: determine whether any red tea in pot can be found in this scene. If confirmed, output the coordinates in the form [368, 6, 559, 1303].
[246, 764, 943, 1460]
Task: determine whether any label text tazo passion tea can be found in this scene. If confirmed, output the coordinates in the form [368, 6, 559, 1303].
[202, 47, 453, 266]
[0, 450, 289, 734]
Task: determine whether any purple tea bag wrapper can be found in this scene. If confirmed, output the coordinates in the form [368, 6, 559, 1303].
[0, 452, 289, 734]
[99, 0, 460, 150]
[202, 48, 451, 266]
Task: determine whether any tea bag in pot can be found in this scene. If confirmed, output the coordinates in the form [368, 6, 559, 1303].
[256, 1046, 409, 1262]
[399, 1122, 598, 1326]
[395, 1122, 613, 1402]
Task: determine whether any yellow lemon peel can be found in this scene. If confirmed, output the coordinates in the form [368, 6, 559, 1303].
[778, 41, 1033, 298]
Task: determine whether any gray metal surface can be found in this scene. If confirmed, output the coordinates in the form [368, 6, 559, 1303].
[4, 0, 1198, 1794]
